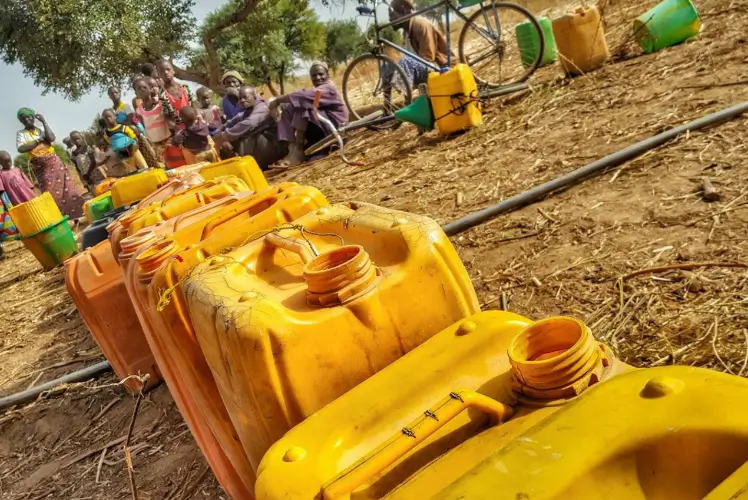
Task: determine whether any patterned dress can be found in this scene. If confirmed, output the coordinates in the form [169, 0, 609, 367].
[16, 126, 84, 219]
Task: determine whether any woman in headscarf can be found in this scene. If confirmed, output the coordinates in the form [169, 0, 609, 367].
[268, 62, 348, 167]
[221, 70, 245, 121]
[15, 108, 85, 220]
[388, 0, 454, 88]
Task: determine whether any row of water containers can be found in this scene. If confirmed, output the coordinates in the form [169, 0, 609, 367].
[64, 157, 748, 499]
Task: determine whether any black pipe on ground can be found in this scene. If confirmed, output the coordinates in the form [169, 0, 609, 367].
[442, 100, 748, 236]
[0, 361, 112, 412]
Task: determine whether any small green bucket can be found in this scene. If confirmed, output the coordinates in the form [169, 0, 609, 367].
[459, 0, 484, 6]
[516, 17, 558, 68]
[22, 216, 79, 271]
[634, 0, 701, 54]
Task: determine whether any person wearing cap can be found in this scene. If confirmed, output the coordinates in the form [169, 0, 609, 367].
[388, 0, 454, 88]
[268, 62, 348, 167]
[15, 108, 85, 220]
[221, 70, 245, 121]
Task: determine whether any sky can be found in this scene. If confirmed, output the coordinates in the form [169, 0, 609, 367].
[0, 0, 386, 158]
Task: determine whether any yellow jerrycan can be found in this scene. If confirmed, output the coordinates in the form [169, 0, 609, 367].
[198, 155, 268, 192]
[427, 64, 482, 135]
[110, 169, 169, 208]
[130, 184, 328, 499]
[254, 312, 630, 500]
[432, 366, 748, 500]
[183, 202, 480, 473]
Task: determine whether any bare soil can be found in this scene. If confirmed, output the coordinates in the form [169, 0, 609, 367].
[1, 0, 747, 498]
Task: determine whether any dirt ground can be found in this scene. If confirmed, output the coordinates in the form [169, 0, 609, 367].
[1, 0, 747, 498]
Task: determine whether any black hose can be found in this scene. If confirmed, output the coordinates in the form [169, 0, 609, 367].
[0, 361, 112, 412]
[480, 83, 530, 100]
[442, 100, 748, 236]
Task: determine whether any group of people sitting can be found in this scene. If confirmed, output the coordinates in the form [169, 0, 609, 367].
[62, 60, 349, 196]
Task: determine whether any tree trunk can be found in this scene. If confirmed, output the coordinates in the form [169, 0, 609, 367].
[266, 79, 279, 97]
[279, 62, 286, 95]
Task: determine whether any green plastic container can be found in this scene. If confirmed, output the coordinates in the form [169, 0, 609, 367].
[87, 194, 114, 222]
[394, 94, 435, 130]
[516, 17, 557, 68]
[22, 216, 79, 271]
[459, 0, 483, 6]
[634, 0, 701, 54]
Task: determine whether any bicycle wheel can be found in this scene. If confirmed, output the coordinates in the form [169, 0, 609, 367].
[342, 53, 413, 131]
[459, 2, 544, 88]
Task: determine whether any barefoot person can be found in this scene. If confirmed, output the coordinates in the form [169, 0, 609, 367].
[269, 62, 348, 167]
[214, 86, 285, 170]
[15, 108, 84, 219]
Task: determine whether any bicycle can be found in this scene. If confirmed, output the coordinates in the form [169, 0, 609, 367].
[342, 0, 545, 131]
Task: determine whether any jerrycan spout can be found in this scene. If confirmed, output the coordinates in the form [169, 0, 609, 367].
[303, 245, 380, 307]
[508, 316, 618, 402]
[137, 239, 179, 285]
[264, 233, 381, 307]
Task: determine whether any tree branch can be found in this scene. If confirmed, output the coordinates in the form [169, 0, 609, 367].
[202, 0, 261, 88]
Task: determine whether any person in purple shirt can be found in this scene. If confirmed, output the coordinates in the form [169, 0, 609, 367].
[0, 150, 36, 205]
[221, 70, 245, 121]
[269, 62, 348, 167]
[214, 86, 286, 171]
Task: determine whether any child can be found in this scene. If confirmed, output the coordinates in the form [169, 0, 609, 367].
[196, 87, 222, 132]
[157, 59, 195, 129]
[135, 77, 187, 169]
[108, 86, 134, 124]
[101, 109, 148, 172]
[173, 106, 218, 163]
[0, 150, 36, 205]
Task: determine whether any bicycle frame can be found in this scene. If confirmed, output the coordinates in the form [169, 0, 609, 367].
[362, 0, 505, 71]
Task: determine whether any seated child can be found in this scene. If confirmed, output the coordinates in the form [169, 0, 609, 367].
[101, 109, 148, 172]
[196, 87, 222, 133]
[173, 106, 218, 163]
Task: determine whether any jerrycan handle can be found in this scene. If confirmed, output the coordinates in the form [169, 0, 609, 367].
[201, 192, 281, 239]
[320, 390, 514, 500]
[265, 232, 314, 264]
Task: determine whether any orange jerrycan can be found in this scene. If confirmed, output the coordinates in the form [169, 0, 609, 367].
[255, 313, 630, 500]
[114, 193, 265, 500]
[64, 240, 161, 393]
[199, 156, 268, 192]
[128, 184, 328, 499]
[183, 202, 481, 472]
